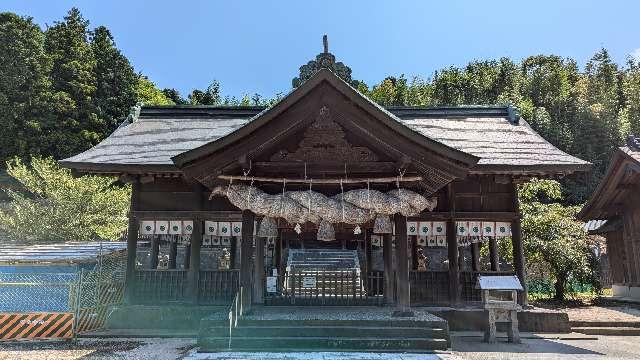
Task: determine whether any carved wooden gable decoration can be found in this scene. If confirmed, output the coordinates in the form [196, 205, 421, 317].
[270, 106, 378, 163]
[173, 70, 479, 195]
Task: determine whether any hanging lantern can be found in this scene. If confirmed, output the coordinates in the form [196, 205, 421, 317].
[317, 220, 336, 241]
[257, 217, 278, 238]
[373, 215, 392, 234]
[353, 225, 362, 235]
[294, 223, 302, 234]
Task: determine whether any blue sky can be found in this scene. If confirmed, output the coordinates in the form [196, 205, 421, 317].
[3, 1, 639, 99]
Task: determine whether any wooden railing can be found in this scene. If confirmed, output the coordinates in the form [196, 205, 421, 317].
[264, 270, 384, 306]
[410, 271, 449, 305]
[133, 269, 188, 303]
[199, 270, 240, 305]
[132, 269, 239, 304]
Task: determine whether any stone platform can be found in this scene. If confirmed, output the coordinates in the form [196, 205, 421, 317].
[199, 306, 450, 352]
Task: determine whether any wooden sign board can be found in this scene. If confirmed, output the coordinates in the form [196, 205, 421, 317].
[302, 276, 317, 288]
[266, 276, 277, 293]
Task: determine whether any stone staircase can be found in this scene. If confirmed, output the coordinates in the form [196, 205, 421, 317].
[285, 249, 364, 297]
[572, 320, 640, 336]
[198, 307, 450, 352]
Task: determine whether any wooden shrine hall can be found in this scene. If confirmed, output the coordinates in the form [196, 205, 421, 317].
[60, 42, 590, 313]
[579, 135, 640, 301]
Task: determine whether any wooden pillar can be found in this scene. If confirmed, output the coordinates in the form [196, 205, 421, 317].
[184, 244, 191, 269]
[489, 237, 500, 271]
[394, 214, 411, 313]
[274, 229, 282, 274]
[240, 211, 255, 294]
[230, 237, 237, 269]
[382, 233, 394, 304]
[187, 184, 204, 304]
[447, 219, 460, 304]
[187, 219, 202, 303]
[471, 242, 481, 272]
[447, 183, 460, 304]
[253, 236, 265, 304]
[168, 240, 177, 269]
[124, 178, 140, 304]
[411, 236, 418, 270]
[150, 237, 160, 269]
[511, 182, 528, 306]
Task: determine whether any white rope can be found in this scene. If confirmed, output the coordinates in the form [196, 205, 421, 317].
[246, 177, 254, 206]
[226, 177, 233, 198]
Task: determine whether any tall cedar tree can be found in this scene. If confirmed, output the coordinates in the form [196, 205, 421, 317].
[91, 26, 137, 136]
[44, 8, 98, 159]
[0, 13, 51, 164]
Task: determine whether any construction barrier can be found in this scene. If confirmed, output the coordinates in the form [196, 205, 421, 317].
[0, 312, 73, 341]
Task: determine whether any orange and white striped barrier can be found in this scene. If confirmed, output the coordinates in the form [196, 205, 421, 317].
[0, 312, 73, 341]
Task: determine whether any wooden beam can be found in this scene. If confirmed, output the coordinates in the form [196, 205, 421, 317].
[408, 212, 518, 221]
[132, 210, 242, 221]
[217, 175, 423, 184]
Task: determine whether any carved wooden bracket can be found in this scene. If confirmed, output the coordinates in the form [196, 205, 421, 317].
[270, 106, 378, 163]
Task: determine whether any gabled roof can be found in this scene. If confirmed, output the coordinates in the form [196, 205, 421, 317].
[172, 69, 478, 173]
[578, 136, 640, 220]
[60, 71, 590, 176]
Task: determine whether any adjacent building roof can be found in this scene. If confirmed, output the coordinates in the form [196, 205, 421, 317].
[60, 102, 589, 176]
[578, 136, 640, 220]
[0, 242, 127, 264]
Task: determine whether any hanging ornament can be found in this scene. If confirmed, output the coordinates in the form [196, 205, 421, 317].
[257, 217, 278, 238]
[373, 215, 393, 234]
[294, 223, 302, 234]
[317, 220, 336, 241]
[353, 225, 362, 235]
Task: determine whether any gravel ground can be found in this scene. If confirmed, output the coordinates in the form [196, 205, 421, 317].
[3, 335, 640, 359]
[0, 338, 195, 360]
[563, 305, 640, 323]
[244, 306, 443, 322]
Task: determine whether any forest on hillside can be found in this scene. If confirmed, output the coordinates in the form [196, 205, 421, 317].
[2, 8, 640, 203]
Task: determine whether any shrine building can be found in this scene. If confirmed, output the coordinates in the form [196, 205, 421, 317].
[60, 38, 590, 350]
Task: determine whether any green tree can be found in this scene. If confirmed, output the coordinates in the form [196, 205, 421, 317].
[91, 26, 137, 136]
[519, 179, 591, 300]
[189, 81, 222, 105]
[162, 88, 187, 105]
[44, 8, 99, 159]
[135, 76, 173, 105]
[0, 13, 52, 164]
[0, 157, 130, 242]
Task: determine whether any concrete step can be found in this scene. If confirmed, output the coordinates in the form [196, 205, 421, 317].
[236, 319, 448, 328]
[570, 320, 640, 328]
[202, 325, 448, 338]
[199, 336, 449, 352]
[573, 326, 640, 336]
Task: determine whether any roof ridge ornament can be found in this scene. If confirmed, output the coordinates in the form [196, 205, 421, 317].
[292, 35, 355, 88]
[627, 134, 640, 150]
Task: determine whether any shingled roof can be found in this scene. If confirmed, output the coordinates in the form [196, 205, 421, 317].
[60, 103, 589, 175]
[578, 135, 640, 220]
